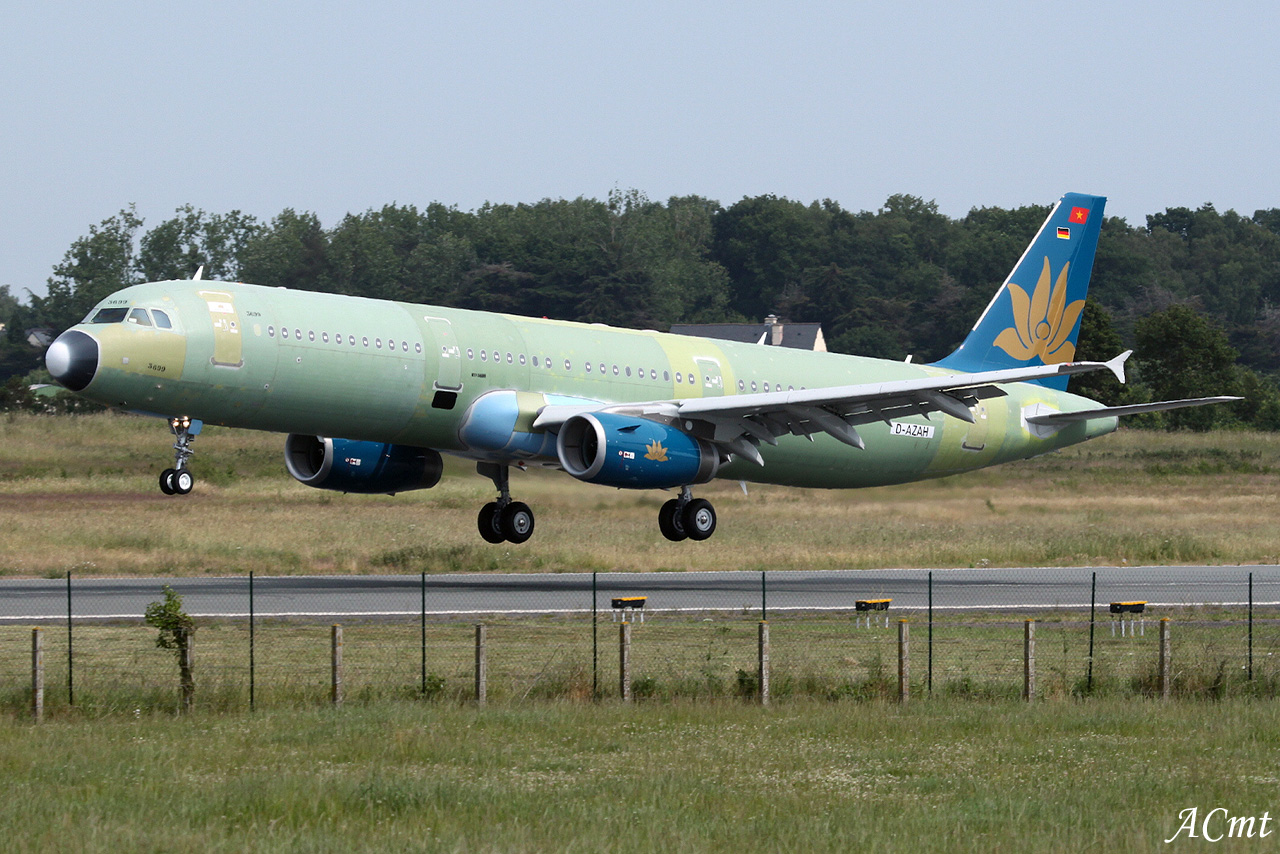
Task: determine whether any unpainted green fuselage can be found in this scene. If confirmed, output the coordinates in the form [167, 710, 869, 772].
[70, 280, 1116, 489]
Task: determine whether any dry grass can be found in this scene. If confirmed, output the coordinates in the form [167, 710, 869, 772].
[1, 412, 1277, 576]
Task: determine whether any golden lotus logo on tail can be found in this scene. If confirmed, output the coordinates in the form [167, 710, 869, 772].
[993, 257, 1085, 365]
[644, 440, 669, 462]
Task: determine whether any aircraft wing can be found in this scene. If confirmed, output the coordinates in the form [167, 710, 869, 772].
[534, 353, 1132, 466]
[1022, 396, 1242, 437]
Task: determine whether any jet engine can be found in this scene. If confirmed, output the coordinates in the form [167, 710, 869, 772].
[556, 413, 719, 489]
[284, 435, 443, 494]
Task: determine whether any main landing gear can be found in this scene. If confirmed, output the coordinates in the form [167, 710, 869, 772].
[159, 416, 200, 496]
[476, 462, 535, 544]
[658, 486, 717, 542]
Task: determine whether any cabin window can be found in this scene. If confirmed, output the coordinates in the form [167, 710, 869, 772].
[294, 329, 301, 340]
[586, 362, 592, 373]
[308, 331, 315, 341]
[492, 351, 499, 362]
[89, 307, 129, 324]
[738, 380, 745, 391]
[532, 356, 539, 368]
[625, 366, 631, 377]
[564, 360, 572, 371]
[650, 369, 657, 380]
[612, 364, 619, 376]
[282, 328, 290, 339]
[764, 382, 770, 393]
[415, 343, 422, 354]
[506, 352, 513, 364]
[519, 354, 526, 365]
[348, 335, 355, 346]
[480, 350, 487, 361]
[598, 363, 605, 374]
[467, 348, 475, 359]
[675, 372, 682, 383]
[375, 339, 383, 349]
[751, 381, 757, 392]
[152, 310, 173, 329]
[321, 332, 329, 343]
[268, 326, 276, 338]
[362, 337, 369, 348]
[663, 371, 670, 382]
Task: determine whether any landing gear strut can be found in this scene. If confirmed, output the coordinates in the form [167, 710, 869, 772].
[159, 416, 200, 496]
[476, 462, 535, 544]
[658, 486, 717, 542]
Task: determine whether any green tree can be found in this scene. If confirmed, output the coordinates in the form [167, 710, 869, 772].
[33, 206, 143, 333]
[238, 209, 329, 292]
[144, 585, 196, 713]
[1132, 304, 1241, 430]
[136, 205, 260, 282]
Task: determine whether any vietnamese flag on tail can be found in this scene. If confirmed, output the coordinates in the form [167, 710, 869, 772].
[1069, 206, 1089, 224]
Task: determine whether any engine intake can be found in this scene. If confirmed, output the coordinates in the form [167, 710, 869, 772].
[285, 435, 443, 494]
[556, 413, 719, 489]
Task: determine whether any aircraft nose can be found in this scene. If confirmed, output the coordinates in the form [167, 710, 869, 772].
[46, 330, 100, 391]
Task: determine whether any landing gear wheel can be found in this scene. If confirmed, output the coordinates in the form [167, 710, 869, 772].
[658, 499, 688, 542]
[477, 502, 506, 544]
[173, 469, 195, 495]
[159, 468, 177, 495]
[500, 501, 535, 544]
[682, 498, 717, 541]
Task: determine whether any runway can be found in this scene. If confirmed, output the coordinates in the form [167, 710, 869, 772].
[1, 566, 1277, 622]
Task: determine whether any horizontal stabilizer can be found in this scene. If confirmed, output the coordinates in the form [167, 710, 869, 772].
[1025, 396, 1242, 437]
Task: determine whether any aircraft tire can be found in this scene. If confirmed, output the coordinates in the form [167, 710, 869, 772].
[501, 501, 535, 544]
[658, 499, 688, 542]
[477, 502, 506, 544]
[682, 499, 716, 541]
[173, 470, 195, 495]
[159, 469, 177, 495]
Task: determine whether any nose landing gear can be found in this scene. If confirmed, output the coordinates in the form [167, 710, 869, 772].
[159, 416, 201, 496]
[476, 462, 535, 544]
[658, 486, 717, 542]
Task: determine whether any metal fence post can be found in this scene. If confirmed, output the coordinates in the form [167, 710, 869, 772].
[32, 628, 43, 723]
[1024, 619, 1036, 702]
[249, 571, 255, 712]
[927, 570, 933, 695]
[758, 621, 770, 706]
[420, 571, 427, 696]
[761, 571, 767, 621]
[592, 572, 599, 701]
[898, 620, 909, 704]
[66, 571, 73, 707]
[619, 620, 632, 702]
[1087, 571, 1097, 694]
[1249, 571, 1254, 682]
[1159, 618, 1171, 700]
[474, 624, 487, 707]
[331, 625, 343, 706]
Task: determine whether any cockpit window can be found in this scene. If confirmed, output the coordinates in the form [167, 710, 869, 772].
[127, 308, 152, 327]
[89, 308, 129, 324]
[151, 310, 172, 329]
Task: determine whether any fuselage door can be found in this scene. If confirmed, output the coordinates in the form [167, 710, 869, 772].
[198, 290, 243, 368]
[695, 357, 724, 398]
[424, 316, 463, 391]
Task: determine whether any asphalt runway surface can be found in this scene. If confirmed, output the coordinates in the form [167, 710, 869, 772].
[1, 566, 1278, 622]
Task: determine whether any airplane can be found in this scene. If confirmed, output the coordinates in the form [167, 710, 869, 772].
[44, 192, 1237, 544]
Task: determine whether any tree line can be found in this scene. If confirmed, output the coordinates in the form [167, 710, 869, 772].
[4, 190, 1279, 429]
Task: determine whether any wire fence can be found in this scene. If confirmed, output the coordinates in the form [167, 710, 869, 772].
[3, 568, 1279, 716]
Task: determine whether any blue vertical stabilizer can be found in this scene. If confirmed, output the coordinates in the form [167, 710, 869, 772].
[933, 192, 1106, 389]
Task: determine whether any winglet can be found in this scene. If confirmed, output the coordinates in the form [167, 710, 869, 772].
[1105, 350, 1131, 384]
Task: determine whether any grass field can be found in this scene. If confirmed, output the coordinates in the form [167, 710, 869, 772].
[4, 698, 1280, 853]
[1, 412, 1278, 576]
[3, 414, 1278, 850]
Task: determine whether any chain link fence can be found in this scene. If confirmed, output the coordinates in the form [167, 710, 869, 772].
[3, 568, 1279, 715]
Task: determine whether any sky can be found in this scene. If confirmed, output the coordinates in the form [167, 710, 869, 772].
[3, 1, 1278, 299]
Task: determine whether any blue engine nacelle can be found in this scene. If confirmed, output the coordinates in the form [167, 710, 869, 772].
[284, 435, 443, 494]
[556, 413, 720, 489]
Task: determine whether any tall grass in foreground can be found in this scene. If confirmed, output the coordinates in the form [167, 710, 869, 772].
[2, 698, 1279, 853]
